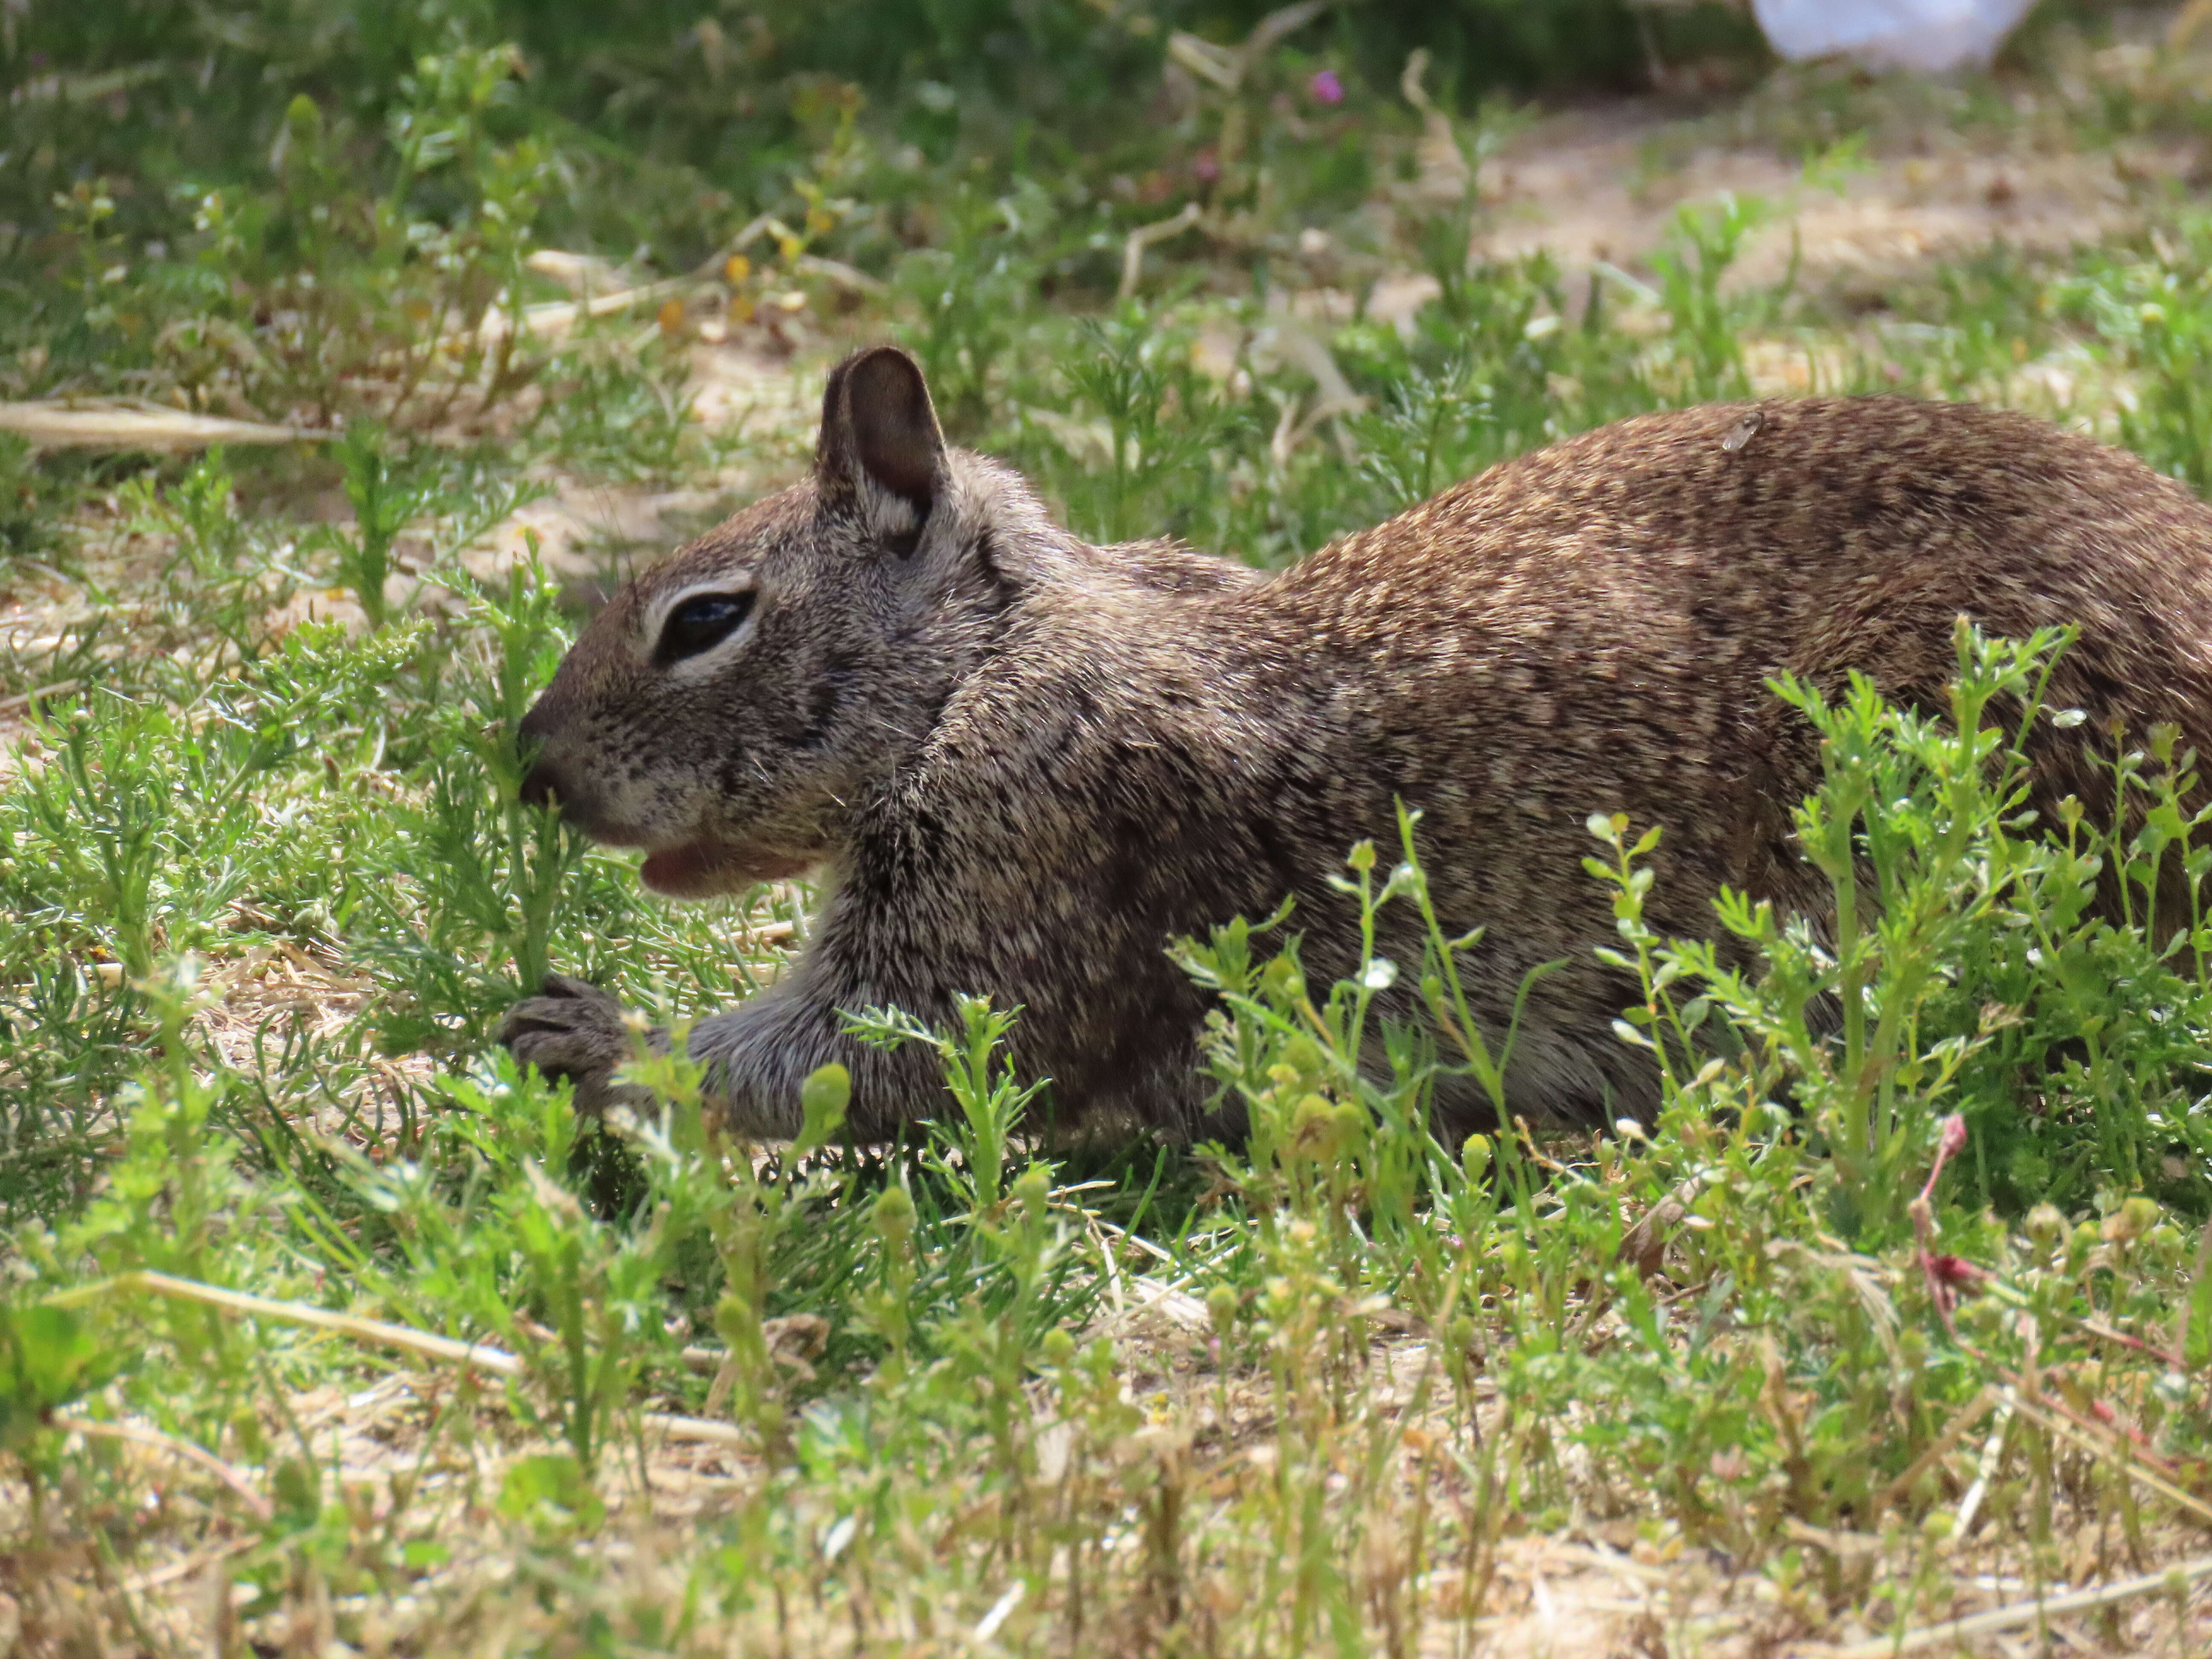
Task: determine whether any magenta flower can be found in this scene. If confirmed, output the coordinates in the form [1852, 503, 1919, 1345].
[1193, 147, 1221, 183]
[1309, 69, 1345, 105]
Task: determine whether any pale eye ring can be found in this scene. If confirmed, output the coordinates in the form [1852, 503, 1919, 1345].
[656, 592, 756, 664]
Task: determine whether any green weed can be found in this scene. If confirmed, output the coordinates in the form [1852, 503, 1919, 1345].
[3, 7, 2212, 1651]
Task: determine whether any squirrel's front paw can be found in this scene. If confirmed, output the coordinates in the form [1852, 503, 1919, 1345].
[498, 974, 659, 1112]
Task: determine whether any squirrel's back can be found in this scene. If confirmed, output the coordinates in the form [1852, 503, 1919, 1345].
[1275, 396, 2212, 678]
[1189, 397, 2212, 1112]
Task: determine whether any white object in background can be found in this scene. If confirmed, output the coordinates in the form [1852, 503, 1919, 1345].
[1750, 0, 2038, 75]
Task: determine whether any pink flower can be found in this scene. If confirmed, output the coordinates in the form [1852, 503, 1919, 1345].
[1193, 147, 1220, 183]
[1924, 1254, 1988, 1291]
[1309, 69, 1345, 105]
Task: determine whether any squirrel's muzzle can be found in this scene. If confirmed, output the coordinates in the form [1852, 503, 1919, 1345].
[515, 751, 620, 838]
[518, 759, 564, 812]
[516, 693, 594, 822]
[517, 690, 567, 812]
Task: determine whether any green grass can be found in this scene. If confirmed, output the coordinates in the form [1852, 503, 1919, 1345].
[5, 4, 2212, 1654]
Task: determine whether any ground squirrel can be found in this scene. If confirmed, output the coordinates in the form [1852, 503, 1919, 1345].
[499, 345, 2212, 1140]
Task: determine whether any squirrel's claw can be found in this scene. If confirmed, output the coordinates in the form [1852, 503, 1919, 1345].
[498, 976, 631, 1106]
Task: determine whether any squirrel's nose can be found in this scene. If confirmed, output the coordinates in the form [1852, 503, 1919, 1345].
[518, 760, 564, 811]
[517, 692, 570, 810]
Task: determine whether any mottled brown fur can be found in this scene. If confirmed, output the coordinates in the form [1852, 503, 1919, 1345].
[501, 347, 2212, 1140]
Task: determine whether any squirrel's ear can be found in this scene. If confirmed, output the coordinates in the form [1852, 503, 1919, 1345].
[816, 346, 945, 516]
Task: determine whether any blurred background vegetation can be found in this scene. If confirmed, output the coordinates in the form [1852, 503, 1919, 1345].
[0, 0, 2138, 492]
[0, 0, 1866, 420]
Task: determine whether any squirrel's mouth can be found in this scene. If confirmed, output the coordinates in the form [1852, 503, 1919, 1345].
[639, 836, 818, 898]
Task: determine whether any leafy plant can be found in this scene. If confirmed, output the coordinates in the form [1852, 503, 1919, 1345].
[1648, 191, 1773, 402]
[2066, 215, 2212, 495]
[1032, 309, 1246, 545]
[4, 11, 2212, 1652]
[355, 558, 591, 1045]
[0, 1303, 111, 1455]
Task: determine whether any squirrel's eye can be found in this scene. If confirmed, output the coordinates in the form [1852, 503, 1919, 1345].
[656, 592, 756, 664]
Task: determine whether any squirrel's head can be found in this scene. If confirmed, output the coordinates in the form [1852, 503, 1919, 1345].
[516, 344, 1046, 897]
